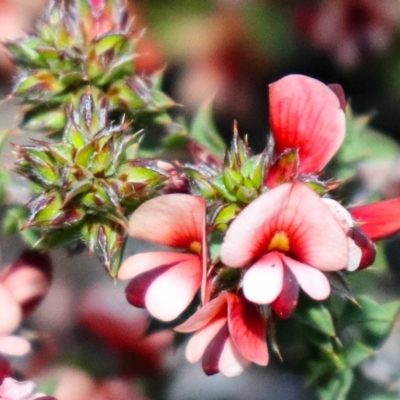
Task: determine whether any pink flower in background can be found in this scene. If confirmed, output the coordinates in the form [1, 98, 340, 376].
[35, 368, 147, 400]
[220, 181, 349, 318]
[118, 194, 206, 321]
[265, 74, 345, 187]
[296, 0, 400, 68]
[0, 251, 52, 358]
[175, 292, 267, 377]
[79, 283, 173, 376]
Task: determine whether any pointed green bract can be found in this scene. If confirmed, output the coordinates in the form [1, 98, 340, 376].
[7, 0, 176, 138]
[14, 92, 169, 275]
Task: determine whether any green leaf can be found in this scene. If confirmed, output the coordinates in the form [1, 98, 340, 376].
[341, 296, 400, 348]
[317, 368, 353, 400]
[296, 300, 336, 338]
[190, 99, 226, 157]
[345, 342, 374, 368]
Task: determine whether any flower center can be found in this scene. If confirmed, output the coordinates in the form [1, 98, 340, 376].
[268, 231, 290, 252]
[190, 241, 202, 254]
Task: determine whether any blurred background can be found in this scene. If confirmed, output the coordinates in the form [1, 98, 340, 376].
[2, 0, 400, 399]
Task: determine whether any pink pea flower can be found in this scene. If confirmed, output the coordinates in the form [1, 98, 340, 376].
[79, 283, 173, 376]
[0, 251, 52, 358]
[220, 180, 349, 318]
[175, 292, 268, 377]
[37, 368, 147, 400]
[118, 194, 206, 321]
[265, 74, 345, 187]
[266, 74, 400, 272]
[296, 0, 400, 68]
[325, 197, 400, 271]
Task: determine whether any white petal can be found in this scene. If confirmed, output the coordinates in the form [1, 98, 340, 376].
[218, 337, 250, 378]
[0, 285, 21, 336]
[145, 258, 201, 321]
[283, 255, 330, 300]
[346, 237, 362, 271]
[0, 335, 31, 356]
[243, 252, 284, 304]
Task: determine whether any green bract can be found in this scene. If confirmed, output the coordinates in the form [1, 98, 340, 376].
[7, 0, 175, 138]
[14, 92, 168, 276]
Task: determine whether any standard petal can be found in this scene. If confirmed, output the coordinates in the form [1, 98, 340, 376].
[269, 74, 345, 173]
[218, 337, 251, 378]
[282, 255, 330, 300]
[348, 198, 400, 241]
[242, 252, 284, 304]
[185, 317, 226, 364]
[175, 294, 227, 333]
[118, 252, 194, 280]
[144, 257, 202, 321]
[221, 181, 349, 271]
[227, 293, 268, 366]
[128, 194, 205, 248]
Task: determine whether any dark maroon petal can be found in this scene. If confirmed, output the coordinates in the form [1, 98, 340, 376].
[0, 355, 12, 384]
[348, 228, 376, 270]
[0, 250, 53, 282]
[36, 397, 59, 400]
[202, 323, 229, 376]
[125, 263, 176, 308]
[0, 250, 53, 317]
[271, 263, 300, 319]
[328, 84, 346, 111]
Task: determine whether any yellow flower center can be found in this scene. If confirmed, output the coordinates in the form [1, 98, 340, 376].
[190, 241, 202, 255]
[268, 231, 290, 252]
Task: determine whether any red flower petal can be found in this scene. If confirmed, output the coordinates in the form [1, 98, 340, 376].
[348, 198, 400, 241]
[221, 181, 349, 271]
[242, 252, 284, 304]
[269, 74, 345, 173]
[175, 294, 228, 333]
[265, 148, 299, 189]
[128, 194, 205, 248]
[227, 293, 268, 366]
[271, 263, 299, 319]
